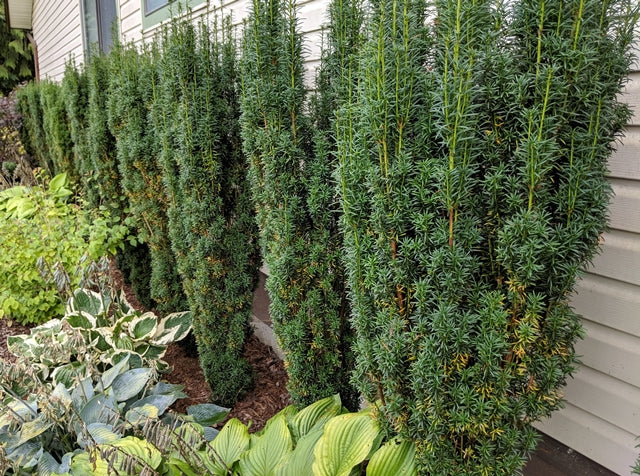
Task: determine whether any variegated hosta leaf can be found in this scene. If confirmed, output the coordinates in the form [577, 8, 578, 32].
[64, 311, 97, 330]
[129, 312, 158, 340]
[153, 311, 192, 345]
[66, 288, 104, 316]
[51, 361, 88, 388]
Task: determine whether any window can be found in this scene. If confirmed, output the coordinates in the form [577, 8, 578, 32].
[83, 0, 118, 54]
[145, 0, 169, 15]
[141, 0, 207, 31]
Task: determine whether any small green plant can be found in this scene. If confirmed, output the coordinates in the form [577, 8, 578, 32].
[0, 173, 129, 324]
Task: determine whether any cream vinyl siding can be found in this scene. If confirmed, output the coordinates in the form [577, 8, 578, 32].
[31, 0, 84, 80]
[534, 69, 640, 476]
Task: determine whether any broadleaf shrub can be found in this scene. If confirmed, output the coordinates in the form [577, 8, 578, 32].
[0, 174, 129, 324]
[337, 0, 638, 473]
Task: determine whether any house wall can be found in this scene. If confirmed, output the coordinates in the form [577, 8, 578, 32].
[534, 65, 640, 476]
[31, 0, 85, 80]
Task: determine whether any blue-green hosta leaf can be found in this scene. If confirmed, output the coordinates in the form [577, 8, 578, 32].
[150, 381, 187, 398]
[97, 353, 130, 392]
[79, 393, 119, 427]
[124, 404, 159, 426]
[15, 415, 53, 447]
[64, 311, 96, 330]
[153, 311, 192, 345]
[289, 394, 342, 442]
[366, 439, 417, 476]
[187, 403, 230, 426]
[85, 422, 121, 445]
[131, 394, 177, 416]
[237, 413, 292, 476]
[312, 411, 381, 476]
[37, 450, 73, 476]
[71, 377, 94, 410]
[276, 426, 324, 476]
[204, 418, 250, 475]
[66, 289, 104, 316]
[129, 312, 158, 340]
[110, 367, 152, 402]
[51, 383, 73, 407]
[5, 440, 43, 469]
[204, 427, 220, 442]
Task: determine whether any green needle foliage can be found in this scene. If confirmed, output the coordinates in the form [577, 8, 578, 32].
[17, 82, 51, 173]
[241, 0, 360, 409]
[107, 40, 185, 315]
[154, 17, 259, 405]
[337, 0, 638, 473]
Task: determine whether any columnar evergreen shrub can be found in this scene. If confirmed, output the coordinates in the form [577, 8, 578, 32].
[16, 82, 50, 172]
[62, 60, 98, 206]
[39, 81, 78, 183]
[155, 17, 259, 405]
[337, 0, 638, 473]
[240, 0, 359, 409]
[107, 41, 185, 314]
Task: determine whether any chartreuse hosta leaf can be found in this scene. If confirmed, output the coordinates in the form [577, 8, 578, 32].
[275, 426, 324, 476]
[204, 418, 250, 475]
[288, 394, 342, 442]
[85, 436, 163, 475]
[366, 438, 417, 476]
[312, 410, 382, 476]
[237, 413, 293, 476]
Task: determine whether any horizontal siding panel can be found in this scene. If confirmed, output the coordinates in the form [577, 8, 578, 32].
[299, 0, 326, 34]
[562, 365, 640, 435]
[589, 230, 640, 286]
[623, 72, 640, 126]
[534, 402, 638, 476]
[575, 320, 640, 387]
[610, 127, 640, 180]
[120, 0, 143, 42]
[573, 273, 640, 337]
[609, 178, 640, 233]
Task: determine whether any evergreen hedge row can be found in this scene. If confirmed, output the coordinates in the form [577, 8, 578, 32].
[337, 0, 638, 473]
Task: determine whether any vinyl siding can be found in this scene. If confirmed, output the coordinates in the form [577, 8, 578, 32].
[32, 0, 84, 80]
[535, 68, 640, 476]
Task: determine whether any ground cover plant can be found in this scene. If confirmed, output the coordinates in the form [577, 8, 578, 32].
[337, 0, 638, 473]
[0, 173, 129, 324]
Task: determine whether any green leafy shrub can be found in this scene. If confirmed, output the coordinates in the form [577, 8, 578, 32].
[240, 0, 359, 409]
[106, 40, 185, 315]
[154, 17, 259, 405]
[0, 3, 34, 94]
[0, 173, 128, 324]
[337, 0, 638, 473]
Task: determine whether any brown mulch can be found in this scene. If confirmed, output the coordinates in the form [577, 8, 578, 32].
[0, 262, 292, 434]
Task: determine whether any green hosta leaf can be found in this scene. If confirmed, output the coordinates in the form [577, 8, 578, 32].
[237, 413, 292, 476]
[129, 313, 158, 340]
[125, 404, 159, 426]
[79, 393, 119, 426]
[85, 422, 121, 445]
[6, 440, 43, 469]
[187, 403, 230, 426]
[153, 311, 192, 345]
[366, 439, 417, 476]
[64, 311, 97, 330]
[71, 377, 94, 410]
[289, 394, 342, 442]
[205, 418, 250, 475]
[276, 426, 324, 476]
[312, 411, 381, 476]
[110, 367, 152, 401]
[48, 173, 68, 194]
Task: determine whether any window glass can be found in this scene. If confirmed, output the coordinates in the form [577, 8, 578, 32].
[145, 0, 169, 15]
[83, 0, 117, 54]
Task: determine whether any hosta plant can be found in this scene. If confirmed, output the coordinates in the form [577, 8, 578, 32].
[7, 287, 192, 377]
